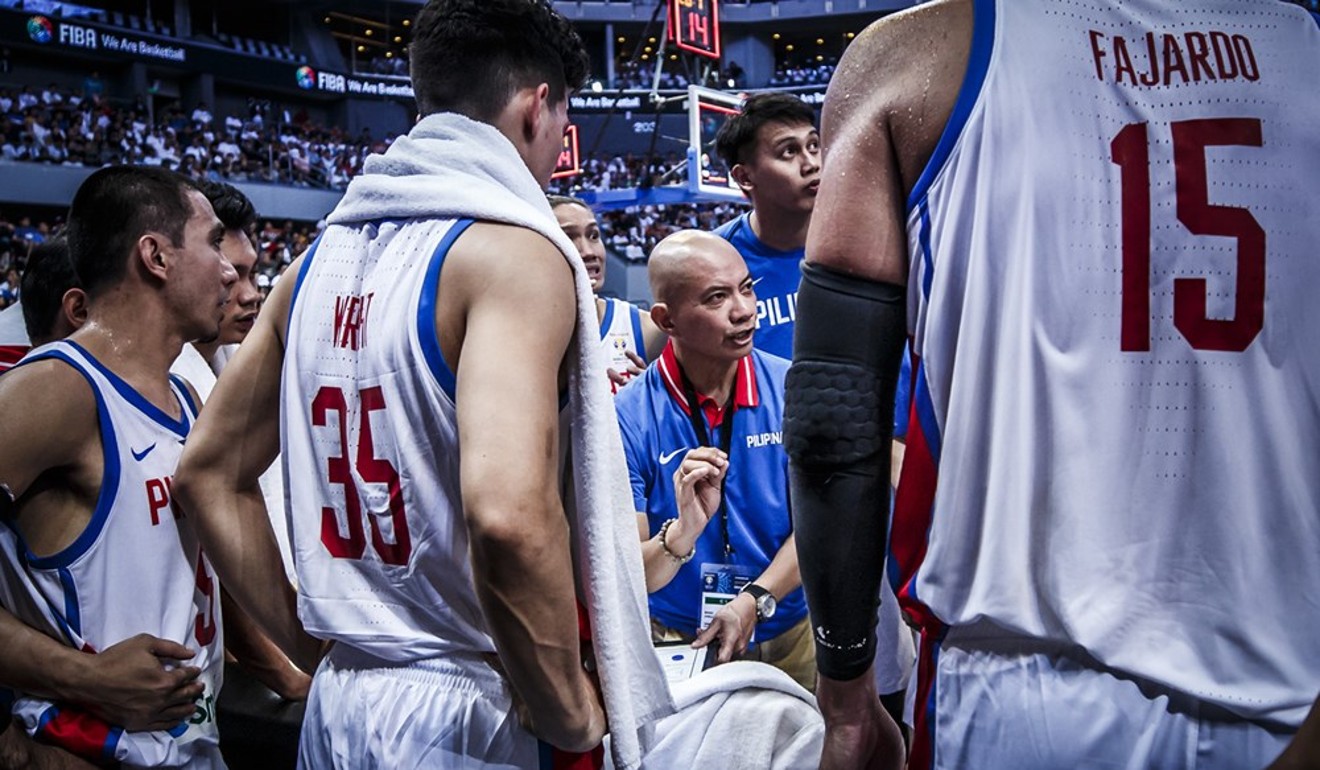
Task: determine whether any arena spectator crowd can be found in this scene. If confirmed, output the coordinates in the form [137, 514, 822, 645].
[0, 83, 387, 189]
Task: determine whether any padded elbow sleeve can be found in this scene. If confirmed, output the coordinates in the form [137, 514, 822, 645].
[784, 261, 907, 681]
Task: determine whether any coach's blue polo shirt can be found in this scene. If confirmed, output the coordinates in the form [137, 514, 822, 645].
[714, 212, 803, 361]
[616, 342, 807, 642]
[716, 212, 913, 437]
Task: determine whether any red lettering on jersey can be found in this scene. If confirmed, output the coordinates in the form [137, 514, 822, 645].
[1088, 30, 1107, 81]
[331, 292, 375, 351]
[1088, 29, 1259, 87]
[1184, 32, 1215, 82]
[145, 476, 182, 526]
[1112, 36, 1138, 86]
[146, 477, 169, 526]
[1138, 33, 1161, 87]
[1162, 34, 1190, 86]
[1232, 34, 1259, 81]
[1210, 31, 1238, 80]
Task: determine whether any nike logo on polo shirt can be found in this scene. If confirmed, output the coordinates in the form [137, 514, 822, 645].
[659, 448, 688, 465]
[131, 444, 157, 462]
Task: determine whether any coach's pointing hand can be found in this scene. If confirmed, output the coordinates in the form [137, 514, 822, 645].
[668, 447, 728, 555]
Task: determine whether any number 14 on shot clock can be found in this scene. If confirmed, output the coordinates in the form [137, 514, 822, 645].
[669, 0, 721, 59]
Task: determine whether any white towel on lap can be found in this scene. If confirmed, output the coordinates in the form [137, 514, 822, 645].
[608, 661, 824, 770]
[328, 112, 674, 769]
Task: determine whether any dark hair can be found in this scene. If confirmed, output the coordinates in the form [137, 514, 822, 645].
[65, 166, 199, 298]
[20, 235, 78, 344]
[714, 92, 817, 168]
[409, 0, 590, 121]
[547, 194, 591, 211]
[196, 179, 256, 234]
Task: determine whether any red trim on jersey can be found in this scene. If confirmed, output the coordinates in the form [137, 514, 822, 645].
[555, 601, 603, 769]
[547, 743, 605, 770]
[890, 352, 942, 631]
[907, 628, 946, 770]
[0, 344, 28, 372]
[35, 706, 116, 765]
[657, 341, 758, 426]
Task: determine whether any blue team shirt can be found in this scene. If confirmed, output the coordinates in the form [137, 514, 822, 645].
[714, 213, 802, 361]
[616, 344, 807, 642]
[714, 212, 913, 435]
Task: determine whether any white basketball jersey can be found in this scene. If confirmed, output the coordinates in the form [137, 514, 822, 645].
[283, 218, 497, 661]
[893, 0, 1320, 726]
[0, 341, 224, 765]
[599, 296, 646, 373]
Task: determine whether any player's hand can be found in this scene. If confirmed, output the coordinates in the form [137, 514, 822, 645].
[669, 447, 728, 553]
[516, 677, 606, 753]
[606, 351, 648, 391]
[692, 591, 756, 664]
[76, 634, 203, 731]
[816, 669, 905, 770]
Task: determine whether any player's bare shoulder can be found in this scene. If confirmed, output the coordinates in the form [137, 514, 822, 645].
[434, 221, 577, 371]
[442, 222, 575, 309]
[829, 0, 973, 192]
[0, 356, 100, 500]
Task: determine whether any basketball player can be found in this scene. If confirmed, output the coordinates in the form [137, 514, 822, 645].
[0, 166, 238, 767]
[173, 1, 608, 765]
[177, 181, 263, 392]
[712, 92, 819, 360]
[17, 236, 85, 347]
[786, 1, 1320, 768]
[0, 237, 203, 769]
[169, 181, 310, 702]
[549, 194, 665, 389]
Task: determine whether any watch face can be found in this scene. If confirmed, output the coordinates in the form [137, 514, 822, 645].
[759, 593, 777, 620]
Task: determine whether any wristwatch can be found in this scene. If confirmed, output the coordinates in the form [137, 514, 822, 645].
[741, 583, 777, 623]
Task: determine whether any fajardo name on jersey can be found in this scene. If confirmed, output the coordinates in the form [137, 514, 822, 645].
[1088, 29, 1258, 88]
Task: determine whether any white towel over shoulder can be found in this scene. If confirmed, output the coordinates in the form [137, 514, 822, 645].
[329, 112, 674, 769]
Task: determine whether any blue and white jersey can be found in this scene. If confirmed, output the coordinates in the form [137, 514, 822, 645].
[616, 344, 806, 642]
[599, 296, 648, 375]
[283, 217, 501, 662]
[714, 213, 802, 360]
[892, 0, 1320, 727]
[0, 340, 225, 768]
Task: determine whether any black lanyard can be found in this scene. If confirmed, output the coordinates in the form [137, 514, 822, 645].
[679, 369, 736, 560]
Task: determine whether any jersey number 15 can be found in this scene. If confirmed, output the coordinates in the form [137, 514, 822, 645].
[1111, 117, 1265, 353]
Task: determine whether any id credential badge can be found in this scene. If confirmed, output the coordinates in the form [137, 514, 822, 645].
[699, 562, 756, 643]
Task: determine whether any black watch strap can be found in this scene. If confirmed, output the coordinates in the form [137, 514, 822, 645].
[741, 582, 772, 621]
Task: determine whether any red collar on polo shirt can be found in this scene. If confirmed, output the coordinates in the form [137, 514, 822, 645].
[656, 340, 759, 429]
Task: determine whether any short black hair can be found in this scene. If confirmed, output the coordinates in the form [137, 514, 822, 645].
[409, 0, 590, 121]
[714, 92, 817, 168]
[64, 166, 200, 298]
[196, 179, 256, 234]
[20, 235, 78, 345]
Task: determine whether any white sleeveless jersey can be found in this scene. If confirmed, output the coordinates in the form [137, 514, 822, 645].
[599, 296, 646, 374]
[893, 0, 1320, 726]
[0, 341, 224, 766]
[283, 218, 497, 661]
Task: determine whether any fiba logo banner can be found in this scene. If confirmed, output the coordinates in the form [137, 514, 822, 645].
[296, 66, 317, 90]
[27, 16, 54, 44]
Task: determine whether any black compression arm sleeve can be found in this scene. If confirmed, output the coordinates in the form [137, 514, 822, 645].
[784, 262, 907, 682]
